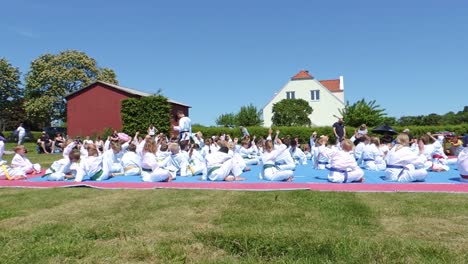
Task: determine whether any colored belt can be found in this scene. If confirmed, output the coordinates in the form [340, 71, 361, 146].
[461, 175, 468, 179]
[207, 166, 221, 176]
[317, 161, 329, 165]
[363, 159, 374, 162]
[386, 164, 407, 178]
[328, 167, 349, 183]
[263, 164, 280, 170]
[1, 165, 11, 180]
[90, 170, 103, 181]
[124, 165, 139, 172]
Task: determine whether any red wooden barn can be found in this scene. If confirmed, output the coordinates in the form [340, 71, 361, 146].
[65, 81, 190, 138]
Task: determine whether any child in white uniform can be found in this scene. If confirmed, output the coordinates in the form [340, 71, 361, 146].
[239, 137, 260, 166]
[74, 144, 104, 182]
[164, 142, 190, 177]
[140, 138, 174, 182]
[100, 141, 127, 180]
[187, 144, 207, 176]
[315, 136, 330, 170]
[0, 160, 27, 180]
[121, 143, 142, 176]
[204, 146, 245, 181]
[322, 139, 364, 183]
[361, 137, 386, 171]
[44, 150, 81, 181]
[289, 139, 307, 165]
[384, 134, 428, 182]
[260, 138, 294, 181]
[458, 135, 468, 182]
[11, 145, 41, 174]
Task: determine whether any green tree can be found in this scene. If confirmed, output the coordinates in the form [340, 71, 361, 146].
[216, 113, 238, 127]
[237, 104, 262, 127]
[0, 58, 23, 131]
[24, 50, 118, 126]
[97, 68, 119, 85]
[121, 95, 172, 136]
[272, 99, 313, 126]
[340, 99, 386, 127]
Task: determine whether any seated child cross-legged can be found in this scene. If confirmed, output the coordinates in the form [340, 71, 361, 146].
[11, 145, 41, 174]
[140, 138, 174, 182]
[384, 133, 428, 182]
[0, 160, 27, 180]
[204, 146, 245, 181]
[322, 139, 364, 183]
[260, 138, 294, 182]
[74, 144, 104, 182]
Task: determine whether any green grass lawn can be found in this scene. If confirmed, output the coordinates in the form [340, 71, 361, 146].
[0, 189, 467, 263]
[2, 142, 468, 263]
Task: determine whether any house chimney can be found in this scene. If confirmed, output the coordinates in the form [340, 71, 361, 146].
[339, 75, 344, 90]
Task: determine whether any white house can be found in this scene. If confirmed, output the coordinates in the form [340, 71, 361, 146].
[262, 70, 345, 127]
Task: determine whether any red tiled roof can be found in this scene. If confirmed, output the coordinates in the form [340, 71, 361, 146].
[319, 79, 341, 93]
[291, 70, 314, 80]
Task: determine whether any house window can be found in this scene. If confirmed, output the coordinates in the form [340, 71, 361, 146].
[286, 91, 295, 99]
[310, 90, 320, 101]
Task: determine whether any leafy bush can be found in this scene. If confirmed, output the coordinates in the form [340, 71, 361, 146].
[121, 95, 171, 136]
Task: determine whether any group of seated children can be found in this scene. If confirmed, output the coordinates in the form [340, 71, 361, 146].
[2, 128, 468, 184]
[311, 130, 467, 183]
[38, 130, 300, 182]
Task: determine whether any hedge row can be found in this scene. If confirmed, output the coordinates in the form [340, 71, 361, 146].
[192, 124, 468, 145]
[2, 123, 467, 144]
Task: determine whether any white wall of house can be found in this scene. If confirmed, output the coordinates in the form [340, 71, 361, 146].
[262, 78, 345, 127]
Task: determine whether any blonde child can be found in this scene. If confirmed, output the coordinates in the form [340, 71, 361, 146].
[140, 138, 174, 182]
[384, 134, 427, 182]
[74, 144, 104, 182]
[260, 138, 294, 181]
[204, 146, 245, 181]
[322, 139, 364, 183]
[44, 150, 81, 181]
[239, 137, 260, 166]
[361, 137, 386, 171]
[315, 135, 330, 170]
[121, 143, 142, 176]
[11, 145, 41, 174]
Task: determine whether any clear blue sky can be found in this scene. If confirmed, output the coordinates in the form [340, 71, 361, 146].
[2, 0, 467, 126]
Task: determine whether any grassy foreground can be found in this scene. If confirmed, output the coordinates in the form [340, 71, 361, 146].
[0, 189, 467, 263]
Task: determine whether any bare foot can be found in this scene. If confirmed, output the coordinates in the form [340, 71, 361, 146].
[235, 176, 245, 181]
[286, 176, 294, 182]
[224, 175, 235, 181]
[357, 177, 364, 183]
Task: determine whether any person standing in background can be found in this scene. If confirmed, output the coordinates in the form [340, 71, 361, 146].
[174, 110, 192, 143]
[332, 118, 346, 145]
[16, 123, 26, 145]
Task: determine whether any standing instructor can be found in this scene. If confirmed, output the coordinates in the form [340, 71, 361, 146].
[174, 110, 192, 142]
[332, 117, 346, 145]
